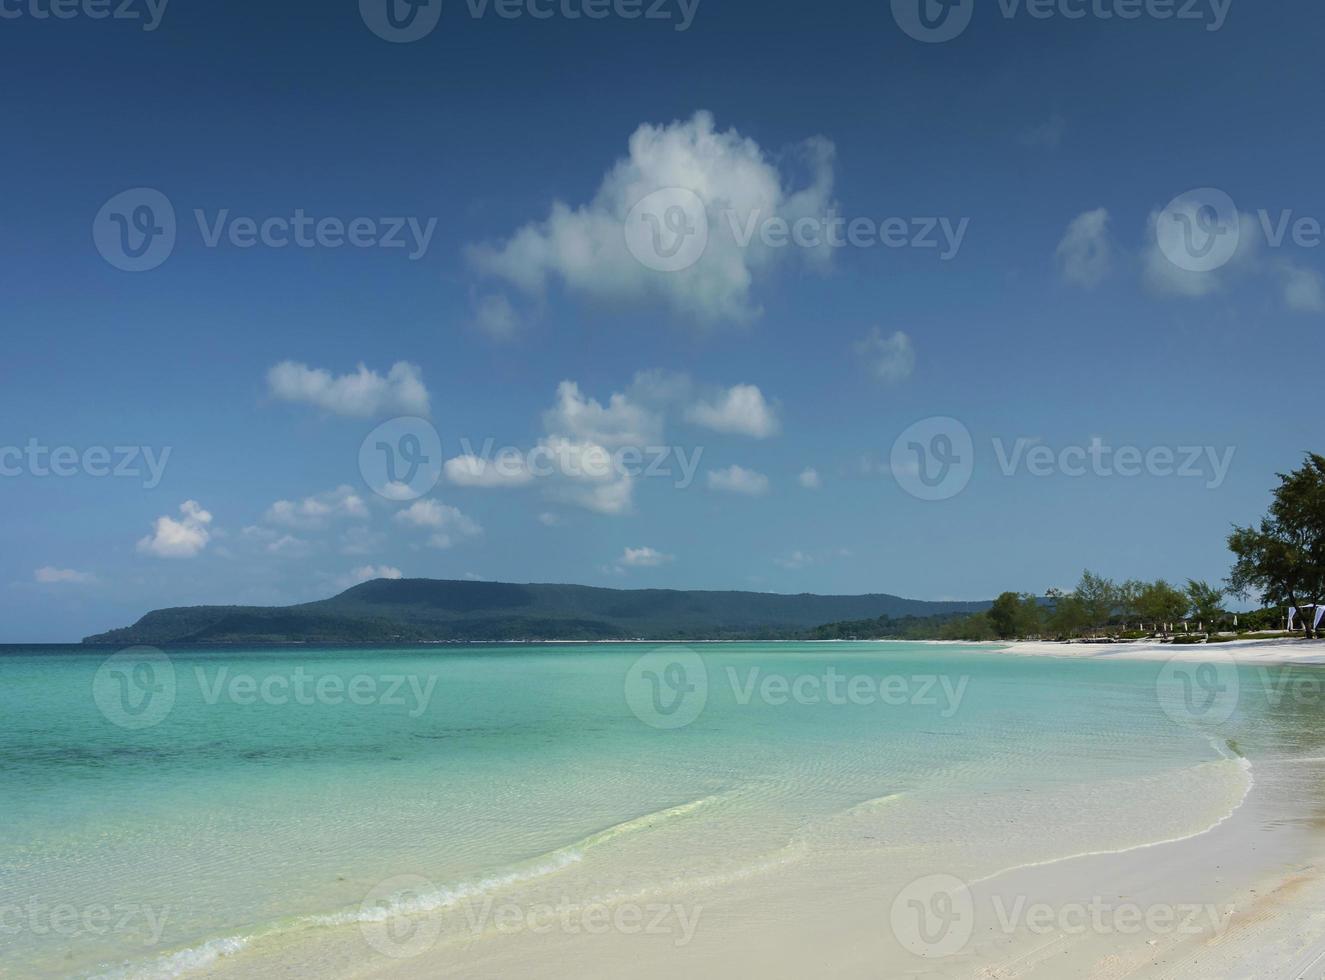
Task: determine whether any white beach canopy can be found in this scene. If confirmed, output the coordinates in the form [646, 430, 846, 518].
[1287, 605, 1325, 630]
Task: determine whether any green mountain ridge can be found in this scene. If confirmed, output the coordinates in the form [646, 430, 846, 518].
[81, 578, 992, 644]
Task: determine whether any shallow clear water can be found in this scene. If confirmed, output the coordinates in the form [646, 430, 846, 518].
[3, 642, 1323, 978]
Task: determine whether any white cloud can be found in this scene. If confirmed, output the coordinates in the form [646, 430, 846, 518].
[265, 534, 312, 557]
[446, 382, 645, 516]
[1056, 208, 1112, 288]
[618, 546, 674, 568]
[137, 500, 213, 559]
[707, 464, 769, 496]
[855, 328, 915, 383]
[539, 437, 635, 515]
[339, 526, 384, 556]
[1142, 206, 1258, 298]
[34, 566, 95, 584]
[444, 452, 535, 488]
[265, 485, 368, 529]
[543, 380, 662, 449]
[335, 564, 404, 590]
[267, 361, 430, 417]
[538, 512, 564, 526]
[1278, 261, 1325, 312]
[685, 383, 779, 438]
[798, 467, 821, 489]
[395, 499, 483, 549]
[470, 291, 523, 340]
[467, 110, 836, 323]
[774, 550, 813, 570]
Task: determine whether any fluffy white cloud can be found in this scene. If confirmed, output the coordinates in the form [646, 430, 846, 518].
[1278, 261, 1325, 312]
[339, 526, 384, 556]
[265, 485, 368, 529]
[444, 451, 535, 488]
[855, 328, 915, 383]
[137, 500, 213, 559]
[1056, 208, 1112, 288]
[334, 564, 404, 590]
[1142, 205, 1258, 298]
[538, 437, 635, 515]
[467, 110, 836, 323]
[470, 291, 522, 340]
[618, 546, 674, 568]
[707, 464, 769, 496]
[267, 361, 430, 417]
[685, 384, 779, 438]
[34, 566, 95, 584]
[798, 467, 821, 489]
[395, 498, 483, 549]
[543, 380, 662, 449]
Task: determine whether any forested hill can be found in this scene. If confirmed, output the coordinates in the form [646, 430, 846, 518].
[82, 578, 991, 644]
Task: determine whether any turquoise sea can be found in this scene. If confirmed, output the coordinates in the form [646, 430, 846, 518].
[3, 642, 1325, 978]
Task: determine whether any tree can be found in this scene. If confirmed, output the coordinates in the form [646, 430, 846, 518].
[1117, 579, 1146, 626]
[1075, 570, 1119, 634]
[1229, 454, 1325, 638]
[1014, 594, 1045, 638]
[1047, 593, 1088, 639]
[988, 592, 1044, 639]
[988, 592, 1021, 639]
[1137, 580, 1189, 632]
[1185, 579, 1225, 628]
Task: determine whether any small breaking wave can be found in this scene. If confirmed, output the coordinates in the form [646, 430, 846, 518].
[86, 796, 720, 980]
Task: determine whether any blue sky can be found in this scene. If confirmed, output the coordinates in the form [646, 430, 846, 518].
[3, 0, 1321, 641]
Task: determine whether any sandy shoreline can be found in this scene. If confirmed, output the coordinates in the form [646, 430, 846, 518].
[140, 640, 1325, 980]
[996, 635, 1325, 665]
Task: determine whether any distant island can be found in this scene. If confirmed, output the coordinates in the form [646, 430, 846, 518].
[81, 579, 991, 645]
